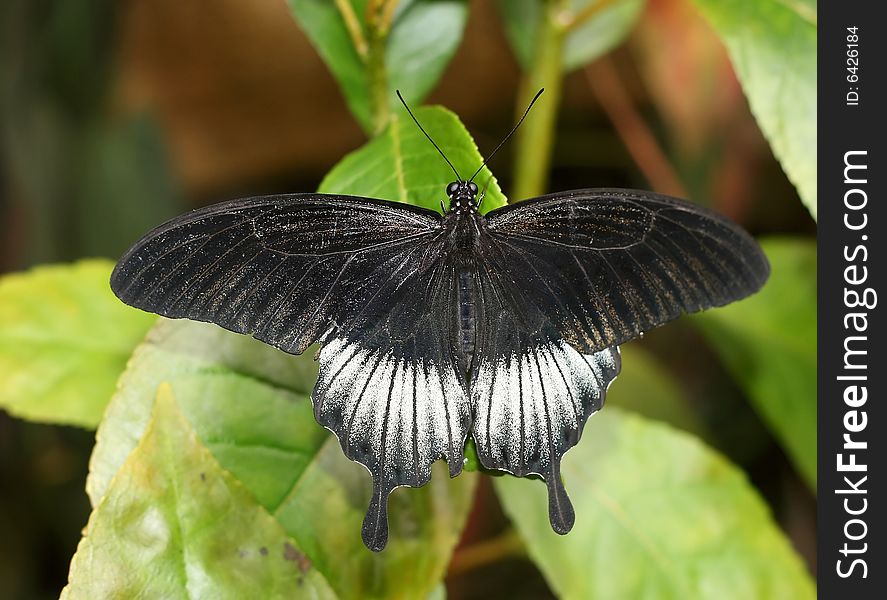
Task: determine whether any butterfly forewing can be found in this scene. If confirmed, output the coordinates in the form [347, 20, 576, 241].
[110, 194, 442, 354]
[484, 189, 770, 354]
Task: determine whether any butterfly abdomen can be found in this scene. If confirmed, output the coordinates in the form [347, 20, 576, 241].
[456, 269, 476, 367]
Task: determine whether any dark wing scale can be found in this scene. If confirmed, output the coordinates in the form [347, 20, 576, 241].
[110, 194, 442, 355]
[484, 188, 770, 354]
[470, 262, 621, 532]
[313, 251, 471, 551]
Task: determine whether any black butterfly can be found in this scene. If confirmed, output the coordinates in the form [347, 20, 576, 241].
[110, 95, 769, 552]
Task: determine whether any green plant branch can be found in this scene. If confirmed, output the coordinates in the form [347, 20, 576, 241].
[363, 0, 398, 135]
[377, 0, 400, 35]
[511, 0, 567, 200]
[334, 0, 368, 58]
[584, 57, 688, 198]
[447, 529, 526, 577]
[563, 0, 620, 31]
[333, 0, 396, 136]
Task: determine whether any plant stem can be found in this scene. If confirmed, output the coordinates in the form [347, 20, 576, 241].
[335, 0, 368, 58]
[448, 529, 526, 577]
[378, 0, 400, 34]
[511, 0, 567, 201]
[585, 57, 688, 198]
[566, 0, 620, 31]
[366, 33, 390, 135]
[364, 0, 396, 135]
[335, 0, 394, 136]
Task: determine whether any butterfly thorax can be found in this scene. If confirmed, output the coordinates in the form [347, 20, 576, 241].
[442, 208, 486, 253]
[442, 181, 485, 252]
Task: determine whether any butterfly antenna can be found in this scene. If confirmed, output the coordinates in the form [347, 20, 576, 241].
[477, 175, 493, 211]
[469, 88, 544, 182]
[396, 90, 462, 182]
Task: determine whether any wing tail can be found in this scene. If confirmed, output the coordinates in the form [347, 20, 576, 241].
[362, 479, 393, 552]
[546, 457, 575, 534]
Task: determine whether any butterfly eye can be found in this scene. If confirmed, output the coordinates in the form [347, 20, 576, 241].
[468, 182, 479, 195]
[446, 182, 460, 196]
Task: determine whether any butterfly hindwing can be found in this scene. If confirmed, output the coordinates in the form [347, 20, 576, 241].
[470, 268, 621, 534]
[312, 252, 471, 551]
[484, 189, 770, 353]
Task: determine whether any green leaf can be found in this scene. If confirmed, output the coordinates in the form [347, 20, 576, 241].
[495, 409, 815, 599]
[86, 319, 325, 506]
[0, 260, 156, 427]
[63, 384, 337, 599]
[607, 345, 710, 440]
[693, 238, 816, 488]
[689, 0, 816, 219]
[320, 105, 506, 212]
[87, 321, 476, 599]
[499, 0, 645, 72]
[287, 0, 468, 132]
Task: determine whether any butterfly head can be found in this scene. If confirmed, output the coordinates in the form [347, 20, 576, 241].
[446, 181, 479, 214]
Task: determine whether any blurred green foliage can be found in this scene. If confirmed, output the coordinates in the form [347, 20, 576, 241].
[1, 0, 181, 267]
[691, 0, 817, 219]
[288, 0, 468, 134]
[499, 0, 645, 73]
[694, 239, 817, 489]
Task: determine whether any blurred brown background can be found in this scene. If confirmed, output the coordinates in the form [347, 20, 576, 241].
[0, 0, 814, 598]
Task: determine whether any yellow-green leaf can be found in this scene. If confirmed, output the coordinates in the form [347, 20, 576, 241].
[87, 320, 476, 599]
[495, 409, 815, 599]
[0, 260, 155, 427]
[320, 105, 506, 212]
[63, 384, 337, 599]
